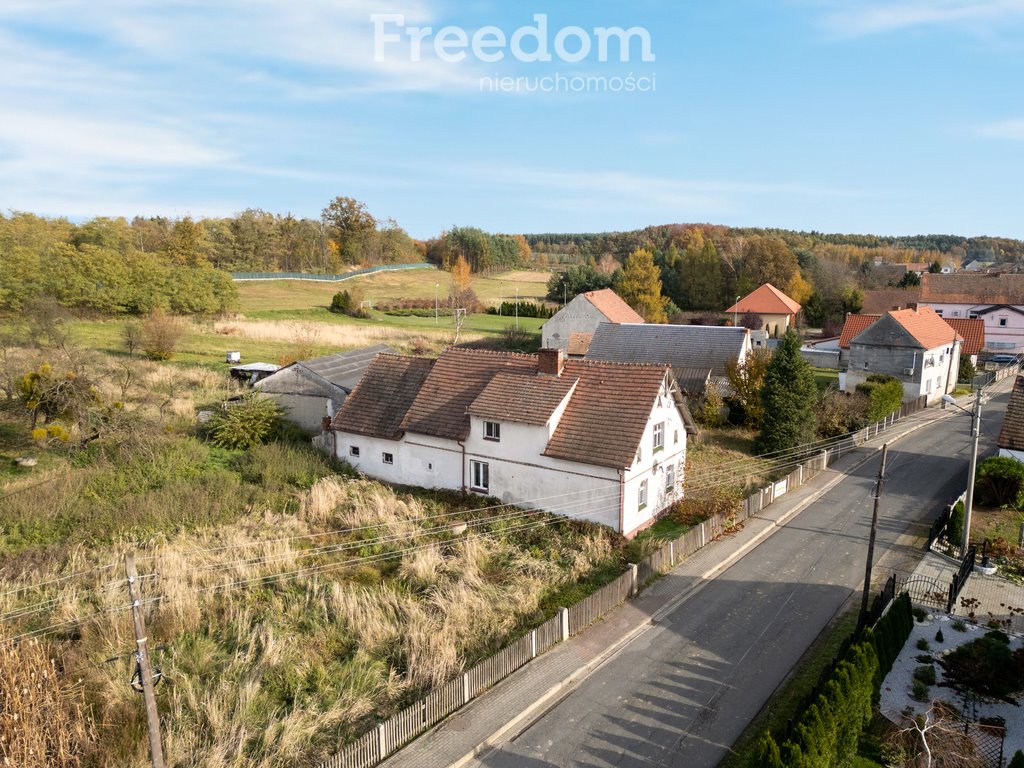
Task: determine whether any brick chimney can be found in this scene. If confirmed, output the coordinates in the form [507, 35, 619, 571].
[538, 348, 564, 376]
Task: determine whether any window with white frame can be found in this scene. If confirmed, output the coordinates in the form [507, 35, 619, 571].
[483, 420, 501, 441]
[665, 465, 675, 493]
[382, 452, 394, 465]
[470, 460, 489, 492]
[349, 446, 360, 458]
[638, 479, 648, 509]
[653, 422, 665, 452]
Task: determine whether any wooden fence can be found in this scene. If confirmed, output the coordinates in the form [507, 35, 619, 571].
[318, 403, 925, 768]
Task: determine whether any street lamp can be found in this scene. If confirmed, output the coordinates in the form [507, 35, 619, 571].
[941, 389, 983, 555]
[434, 283, 439, 325]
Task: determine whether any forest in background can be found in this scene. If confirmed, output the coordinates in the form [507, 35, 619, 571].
[4, 197, 1024, 331]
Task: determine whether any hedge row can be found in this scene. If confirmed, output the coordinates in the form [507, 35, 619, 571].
[747, 593, 914, 768]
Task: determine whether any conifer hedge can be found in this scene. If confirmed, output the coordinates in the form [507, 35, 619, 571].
[746, 593, 914, 768]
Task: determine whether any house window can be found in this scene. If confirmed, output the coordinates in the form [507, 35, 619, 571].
[665, 465, 675, 493]
[1000, 317, 1008, 327]
[349, 446, 360, 458]
[470, 460, 489, 492]
[934, 309, 943, 317]
[653, 422, 665, 452]
[382, 452, 394, 465]
[674, 429, 679, 445]
[638, 479, 648, 510]
[636, 445, 642, 464]
[483, 421, 501, 441]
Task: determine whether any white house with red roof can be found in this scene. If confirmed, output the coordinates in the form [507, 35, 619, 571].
[541, 288, 644, 351]
[837, 313, 984, 368]
[726, 284, 801, 337]
[842, 306, 962, 405]
[326, 347, 694, 537]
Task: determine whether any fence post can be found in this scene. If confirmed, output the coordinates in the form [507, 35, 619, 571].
[530, 629, 537, 659]
[629, 563, 639, 597]
[378, 723, 387, 759]
[462, 672, 471, 704]
[558, 607, 570, 642]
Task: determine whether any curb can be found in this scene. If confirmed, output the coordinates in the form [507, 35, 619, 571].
[445, 412, 951, 767]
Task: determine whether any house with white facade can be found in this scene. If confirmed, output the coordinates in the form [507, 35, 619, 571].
[725, 284, 801, 337]
[843, 306, 962, 406]
[920, 273, 1024, 353]
[327, 347, 694, 537]
[541, 288, 644, 351]
[838, 313, 983, 369]
[255, 344, 395, 433]
[998, 376, 1024, 462]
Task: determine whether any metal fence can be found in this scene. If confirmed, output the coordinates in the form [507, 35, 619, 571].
[947, 544, 978, 613]
[317, 429, 907, 768]
[231, 263, 434, 282]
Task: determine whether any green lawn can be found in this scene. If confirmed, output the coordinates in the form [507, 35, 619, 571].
[812, 366, 840, 392]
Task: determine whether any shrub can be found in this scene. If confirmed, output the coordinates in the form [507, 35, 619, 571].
[208, 394, 282, 450]
[913, 665, 937, 686]
[939, 633, 1024, 699]
[947, 501, 965, 546]
[121, 318, 143, 356]
[912, 606, 928, 623]
[669, 486, 743, 528]
[141, 308, 185, 361]
[975, 455, 1024, 508]
[855, 374, 904, 423]
[329, 288, 369, 318]
[959, 355, 976, 384]
[815, 389, 868, 438]
[695, 383, 725, 428]
[1009, 749, 1024, 768]
[952, 618, 967, 631]
[911, 678, 930, 701]
[936, 629, 944, 643]
[916, 638, 930, 651]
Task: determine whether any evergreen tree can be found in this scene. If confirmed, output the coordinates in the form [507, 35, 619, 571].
[615, 248, 669, 323]
[748, 731, 784, 768]
[755, 331, 818, 454]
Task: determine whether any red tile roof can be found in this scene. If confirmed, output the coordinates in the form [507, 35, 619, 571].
[999, 376, 1024, 452]
[838, 315, 881, 349]
[401, 349, 538, 441]
[921, 273, 1024, 305]
[861, 289, 920, 315]
[567, 332, 593, 357]
[887, 307, 959, 349]
[330, 355, 435, 439]
[583, 288, 645, 324]
[468, 372, 578, 426]
[943, 318, 985, 356]
[726, 283, 801, 315]
[544, 359, 673, 469]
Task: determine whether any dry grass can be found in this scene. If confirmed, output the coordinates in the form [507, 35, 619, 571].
[686, 427, 779, 494]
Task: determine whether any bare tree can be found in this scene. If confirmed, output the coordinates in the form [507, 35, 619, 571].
[890, 702, 985, 768]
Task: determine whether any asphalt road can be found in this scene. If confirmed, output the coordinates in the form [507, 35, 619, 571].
[468, 389, 1010, 768]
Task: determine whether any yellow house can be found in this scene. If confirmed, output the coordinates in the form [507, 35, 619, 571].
[726, 283, 802, 337]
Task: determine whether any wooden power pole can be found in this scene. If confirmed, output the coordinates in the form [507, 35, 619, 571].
[860, 444, 888, 621]
[125, 553, 166, 768]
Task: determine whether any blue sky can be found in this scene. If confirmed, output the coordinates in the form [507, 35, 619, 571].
[1, 1, 1023, 239]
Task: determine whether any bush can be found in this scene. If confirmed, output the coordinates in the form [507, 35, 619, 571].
[669, 486, 743, 528]
[911, 677, 930, 701]
[855, 374, 904, 423]
[329, 288, 369, 318]
[940, 633, 1024, 699]
[1009, 749, 1024, 768]
[696, 384, 726, 428]
[975, 456, 1024, 508]
[208, 394, 282, 450]
[141, 308, 185, 361]
[913, 665, 937, 685]
[959, 355, 976, 384]
[815, 389, 868, 438]
[948, 501, 965, 546]
[916, 638, 930, 651]
[936, 629, 944, 643]
[486, 301, 553, 319]
[912, 606, 928, 623]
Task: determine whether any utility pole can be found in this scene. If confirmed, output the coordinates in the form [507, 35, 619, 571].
[962, 387, 982, 555]
[125, 553, 166, 768]
[860, 444, 888, 621]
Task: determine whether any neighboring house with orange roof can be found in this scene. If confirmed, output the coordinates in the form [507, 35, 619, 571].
[842, 307, 962, 405]
[837, 313, 984, 368]
[541, 288, 644, 351]
[327, 347, 694, 537]
[920, 273, 1024, 353]
[725, 283, 801, 337]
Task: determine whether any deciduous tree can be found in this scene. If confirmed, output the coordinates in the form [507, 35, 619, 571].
[615, 248, 669, 323]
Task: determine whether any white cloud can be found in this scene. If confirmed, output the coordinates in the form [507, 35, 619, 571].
[977, 118, 1024, 139]
[817, 0, 1024, 37]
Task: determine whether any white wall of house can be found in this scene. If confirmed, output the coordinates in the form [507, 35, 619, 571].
[844, 341, 961, 406]
[541, 296, 614, 350]
[929, 302, 1024, 352]
[329, 379, 687, 537]
[263, 393, 332, 434]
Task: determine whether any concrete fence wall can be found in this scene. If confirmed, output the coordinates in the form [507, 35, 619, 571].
[318, 398, 927, 768]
